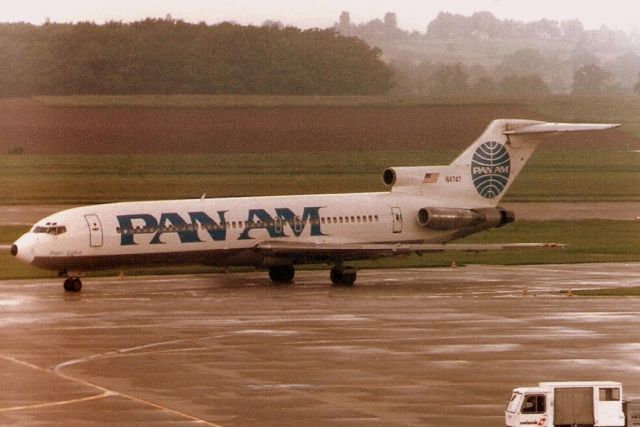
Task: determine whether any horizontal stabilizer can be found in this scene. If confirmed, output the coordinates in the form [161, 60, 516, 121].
[503, 122, 620, 135]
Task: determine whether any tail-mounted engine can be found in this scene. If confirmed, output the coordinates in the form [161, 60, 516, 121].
[417, 207, 514, 230]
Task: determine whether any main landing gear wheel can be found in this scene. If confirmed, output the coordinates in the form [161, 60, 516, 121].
[269, 265, 295, 284]
[63, 277, 82, 292]
[330, 266, 357, 286]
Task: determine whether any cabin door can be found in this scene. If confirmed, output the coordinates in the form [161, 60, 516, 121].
[85, 214, 103, 247]
[391, 207, 403, 233]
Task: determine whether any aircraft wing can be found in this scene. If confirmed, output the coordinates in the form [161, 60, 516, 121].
[255, 241, 563, 263]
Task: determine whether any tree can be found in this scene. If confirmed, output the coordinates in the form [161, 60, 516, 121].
[500, 74, 550, 97]
[634, 72, 640, 95]
[605, 52, 640, 89]
[427, 62, 468, 96]
[572, 64, 611, 95]
[496, 48, 547, 78]
[470, 76, 497, 97]
[384, 12, 397, 29]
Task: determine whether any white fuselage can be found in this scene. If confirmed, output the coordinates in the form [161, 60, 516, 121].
[13, 191, 457, 273]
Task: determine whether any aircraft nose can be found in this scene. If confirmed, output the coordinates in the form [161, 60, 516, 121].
[12, 234, 36, 265]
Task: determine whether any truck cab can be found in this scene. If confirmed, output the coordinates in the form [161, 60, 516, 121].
[505, 381, 626, 427]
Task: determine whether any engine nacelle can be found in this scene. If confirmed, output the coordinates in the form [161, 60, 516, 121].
[382, 166, 436, 188]
[417, 207, 514, 230]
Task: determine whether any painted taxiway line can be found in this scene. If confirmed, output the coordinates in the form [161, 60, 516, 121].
[0, 354, 221, 426]
[0, 391, 114, 412]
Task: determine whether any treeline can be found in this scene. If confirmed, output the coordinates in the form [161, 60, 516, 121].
[334, 11, 640, 96]
[425, 11, 628, 45]
[391, 48, 640, 97]
[0, 19, 394, 97]
[337, 10, 633, 51]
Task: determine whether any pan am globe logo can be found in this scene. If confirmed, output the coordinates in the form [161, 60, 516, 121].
[471, 141, 511, 198]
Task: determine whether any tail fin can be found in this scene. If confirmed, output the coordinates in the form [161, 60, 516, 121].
[384, 119, 619, 207]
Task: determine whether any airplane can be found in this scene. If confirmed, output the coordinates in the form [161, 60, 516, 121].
[10, 119, 619, 292]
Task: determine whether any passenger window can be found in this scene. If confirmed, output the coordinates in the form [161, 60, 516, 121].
[321, 218, 326, 224]
[600, 388, 620, 401]
[339, 217, 343, 223]
[521, 395, 545, 414]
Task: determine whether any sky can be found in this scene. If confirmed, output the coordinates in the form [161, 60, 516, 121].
[2, 0, 639, 33]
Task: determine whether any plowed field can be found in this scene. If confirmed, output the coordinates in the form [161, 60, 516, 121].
[1, 98, 636, 155]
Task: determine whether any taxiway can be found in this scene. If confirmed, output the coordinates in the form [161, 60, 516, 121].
[1, 264, 640, 426]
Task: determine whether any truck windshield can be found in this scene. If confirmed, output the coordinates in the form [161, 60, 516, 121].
[506, 393, 521, 413]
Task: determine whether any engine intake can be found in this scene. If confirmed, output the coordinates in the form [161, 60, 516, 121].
[417, 207, 514, 230]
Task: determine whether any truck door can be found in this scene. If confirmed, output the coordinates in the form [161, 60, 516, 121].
[85, 214, 103, 247]
[597, 386, 625, 426]
[554, 387, 594, 426]
[391, 207, 403, 233]
[518, 393, 548, 426]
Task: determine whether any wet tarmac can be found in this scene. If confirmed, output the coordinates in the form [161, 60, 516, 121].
[2, 264, 640, 426]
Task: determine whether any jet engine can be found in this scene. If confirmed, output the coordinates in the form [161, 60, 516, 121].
[417, 207, 514, 230]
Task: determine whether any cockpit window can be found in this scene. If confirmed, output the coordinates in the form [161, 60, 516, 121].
[33, 225, 67, 235]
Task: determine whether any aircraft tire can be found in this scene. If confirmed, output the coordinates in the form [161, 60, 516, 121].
[330, 267, 356, 286]
[64, 277, 82, 292]
[269, 265, 295, 283]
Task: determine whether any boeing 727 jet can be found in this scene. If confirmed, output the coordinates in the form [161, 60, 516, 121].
[10, 119, 619, 292]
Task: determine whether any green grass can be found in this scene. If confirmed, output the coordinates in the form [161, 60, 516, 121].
[2, 220, 639, 280]
[573, 288, 640, 296]
[0, 225, 29, 243]
[1, 149, 638, 204]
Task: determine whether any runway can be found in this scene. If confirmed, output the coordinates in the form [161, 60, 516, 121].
[1, 264, 640, 426]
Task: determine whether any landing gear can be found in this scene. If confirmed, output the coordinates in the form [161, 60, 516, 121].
[330, 266, 357, 286]
[63, 277, 82, 292]
[269, 265, 295, 284]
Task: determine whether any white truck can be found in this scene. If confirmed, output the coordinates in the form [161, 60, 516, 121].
[505, 381, 640, 427]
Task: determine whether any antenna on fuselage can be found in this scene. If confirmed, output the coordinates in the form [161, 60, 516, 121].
[200, 193, 206, 200]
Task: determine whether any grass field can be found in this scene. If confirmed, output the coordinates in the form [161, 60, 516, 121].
[574, 288, 640, 296]
[2, 220, 640, 280]
[1, 149, 638, 204]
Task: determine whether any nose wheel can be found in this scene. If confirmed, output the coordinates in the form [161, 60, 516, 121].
[63, 277, 82, 292]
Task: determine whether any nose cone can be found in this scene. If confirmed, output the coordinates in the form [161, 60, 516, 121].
[12, 234, 36, 265]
